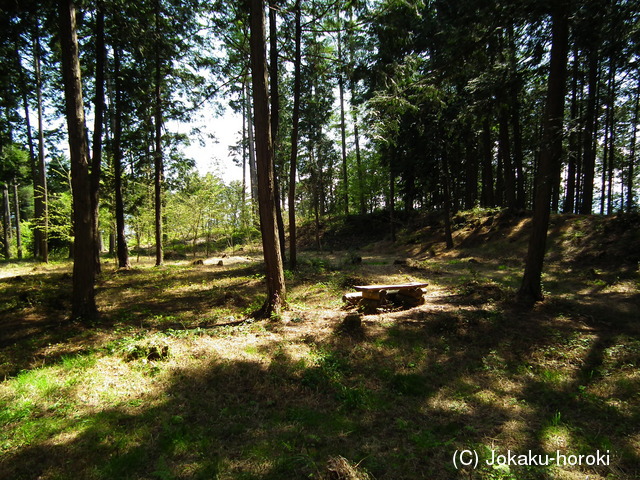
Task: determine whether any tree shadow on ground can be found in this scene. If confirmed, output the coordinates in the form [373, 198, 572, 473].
[3, 291, 638, 479]
[0, 262, 265, 380]
[1, 261, 639, 479]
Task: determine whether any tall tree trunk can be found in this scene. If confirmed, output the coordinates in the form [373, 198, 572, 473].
[91, 0, 105, 273]
[346, 8, 365, 216]
[34, 23, 48, 262]
[564, 47, 580, 213]
[463, 129, 478, 210]
[246, 81, 258, 203]
[353, 108, 365, 215]
[154, 0, 164, 266]
[606, 56, 616, 215]
[18, 51, 38, 257]
[249, 0, 286, 317]
[389, 161, 396, 242]
[481, 117, 494, 207]
[580, 48, 599, 214]
[2, 184, 11, 259]
[508, 26, 525, 210]
[627, 79, 639, 212]
[113, 47, 130, 269]
[268, 0, 279, 152]
[268, 0, 286, 262]
[600, 93, 611, 215]
[59, 0, 97, 319]
[242, 80, 248, 226]
[13, 180, 22, 259]
[288, 0, 301, 270]
[498, 105, 516, 209]
[337, 16, 349, 215]
[518, 6, 569, 303]
[442, 154, 454, 249]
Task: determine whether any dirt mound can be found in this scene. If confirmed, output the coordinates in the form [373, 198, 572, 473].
[296, 209, 640, 268]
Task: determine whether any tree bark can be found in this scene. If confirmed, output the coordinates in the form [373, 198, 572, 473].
[389, 162, 396, 242]
[241, 82, 248, 225]
[498, 105, 516, 209]
[268, 0, 287, 262]
[600, 92, 610, 215]
[2, 184, 11, 259]
[627, 79, 639, 212]
[353, 108, 365, 215]
[605, 55, 616, 215]
[59, 0, 97, 319]
[442, 154, 454, 249]
[18, 50, 38, 257]
[154, 0, 164, 266]
[564, 47, 580, 213]
[91, 0, 105, 273]
[463, 127, 479, 210]
[288, 0, 301, 270]
[579, 48, 598, 214]
[34, 23, 49, 262]
[13, 180, 22, 259]
[246, 81, 258, 203]
[113, 46, 130, 269]
[518, 7, 569, 303]
[337, 16, 349, 215]
[481, 117, 494, 207]
[249, 0, 286, 317]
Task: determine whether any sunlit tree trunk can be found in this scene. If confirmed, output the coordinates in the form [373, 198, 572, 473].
[19, 52, 38, 257]
[13, 180, 22, 259]
[519, 7, 569, 303]
[59, 0, 97, 318]
[246, 80, 258, 203]
[288, 0, 301, 270]
[34, 23, 48, 262]
[154, 0, 164, 266]
[242, 81, 248, 226]
[113, 47, 130, 269]
[2, 184, 11, 259]
[337, 14, 349, 215]
[249, 0, 286, 317]
[91, 0, 105, 273]
[268, 0, 286, 262]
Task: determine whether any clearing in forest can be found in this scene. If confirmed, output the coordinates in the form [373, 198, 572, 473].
[1, 212, 639, 480]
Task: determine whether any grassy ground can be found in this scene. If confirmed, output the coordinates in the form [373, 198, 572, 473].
[1, 212, 639, 479]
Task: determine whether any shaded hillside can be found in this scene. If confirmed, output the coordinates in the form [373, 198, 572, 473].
[302, 209, 640, 269]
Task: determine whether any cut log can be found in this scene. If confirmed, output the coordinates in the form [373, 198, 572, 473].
[342, 292, 363, 305]
[393, 292, 425, 307]
[397, 288, 426, 299]
[362, 289, 387, 302]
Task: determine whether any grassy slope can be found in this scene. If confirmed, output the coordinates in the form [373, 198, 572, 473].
[0, 211, 639, 480]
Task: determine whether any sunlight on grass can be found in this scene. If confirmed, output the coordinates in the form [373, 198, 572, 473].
[1, 217, 639, 480]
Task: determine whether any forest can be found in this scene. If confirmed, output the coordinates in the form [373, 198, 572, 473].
[1, 0, 640, 479]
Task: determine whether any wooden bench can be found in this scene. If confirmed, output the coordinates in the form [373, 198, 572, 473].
[343, 282, 428, 311]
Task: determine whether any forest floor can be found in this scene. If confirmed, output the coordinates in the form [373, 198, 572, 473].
[1, 210, 639, 480]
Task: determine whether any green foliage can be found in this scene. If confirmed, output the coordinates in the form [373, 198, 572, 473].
[47, 190, 73, 246]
